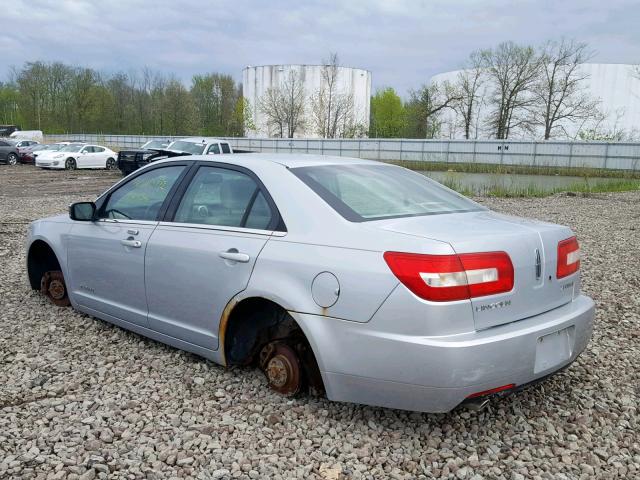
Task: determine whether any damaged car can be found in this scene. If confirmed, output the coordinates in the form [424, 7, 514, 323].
[26, 154, 594, 412]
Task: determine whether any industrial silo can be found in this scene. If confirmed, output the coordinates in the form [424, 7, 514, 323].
[243, 64, 372, 138]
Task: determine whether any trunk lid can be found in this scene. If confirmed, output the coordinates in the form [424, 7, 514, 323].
[372, 211, 576, 330]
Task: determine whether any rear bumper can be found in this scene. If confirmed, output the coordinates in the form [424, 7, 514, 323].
[293, 294, 594, 413]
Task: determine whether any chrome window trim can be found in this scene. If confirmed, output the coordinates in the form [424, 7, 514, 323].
[156, 221, 285, 237]
[96, 218, 159, 226]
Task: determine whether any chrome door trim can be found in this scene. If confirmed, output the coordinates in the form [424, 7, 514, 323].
[96, 219, 159, 226]
[157, 221, 285, 237]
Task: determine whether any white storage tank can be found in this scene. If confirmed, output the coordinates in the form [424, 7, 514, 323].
[430, 63, 640, 139]
[243, 64, 372, 138]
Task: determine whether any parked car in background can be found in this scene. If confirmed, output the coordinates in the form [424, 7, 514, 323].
[0, 139, 21, 165]
[10, 130, 44, 143]
[22, 143, 69, 164]
[167, 137, 233, 156]
[36, 143, 117, 170]
[26, 154, 594, 413]
[0, 124, 20, 137]
[15, 140, 40, 161]
[116, 139, 171, 176]
[117, 137, 232, 176]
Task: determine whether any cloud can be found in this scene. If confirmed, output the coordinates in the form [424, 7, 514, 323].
[2, 0, 639, 95]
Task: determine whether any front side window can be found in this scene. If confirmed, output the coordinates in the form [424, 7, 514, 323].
[292, 164, 484, 222]
[174, 166, 272, 229]
[207, 143, 221, 155]
[100, 165, 186, 221]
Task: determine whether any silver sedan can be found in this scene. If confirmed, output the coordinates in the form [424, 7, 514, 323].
[26, 154, 595, 412]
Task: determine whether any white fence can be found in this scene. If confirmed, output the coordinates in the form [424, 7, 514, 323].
[44, 134, 640, 171]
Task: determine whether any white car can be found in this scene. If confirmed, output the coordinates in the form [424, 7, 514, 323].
[36, 144, 118, 170]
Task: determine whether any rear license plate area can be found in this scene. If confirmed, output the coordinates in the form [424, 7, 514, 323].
[534, 326, 575, 374]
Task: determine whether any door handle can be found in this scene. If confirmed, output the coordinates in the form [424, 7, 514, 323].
[219, 250, 250, 263]
[121, 239, 142, 248]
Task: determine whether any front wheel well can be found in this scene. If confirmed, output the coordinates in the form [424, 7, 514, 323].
[222, 297, 324, 393]
[27, 240, 61, 290]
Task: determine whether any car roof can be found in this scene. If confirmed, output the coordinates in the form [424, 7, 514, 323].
[170, 137, 230, 144]
[156, 153, 380, 168]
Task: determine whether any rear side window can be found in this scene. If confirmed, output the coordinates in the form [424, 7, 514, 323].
[221, 143, 231, 154]
[244, 191, 273, 230]
[173, 166, 273, 229]
[292, 164, 483, 222]
[94, 146, 105, 153]
[100, 165, 186, 221]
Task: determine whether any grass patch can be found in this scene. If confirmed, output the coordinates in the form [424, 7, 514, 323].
[388, 160, 640, 179]
[436, 174, 640, 198]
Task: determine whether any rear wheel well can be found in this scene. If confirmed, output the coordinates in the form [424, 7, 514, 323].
[223, 297, 324, 393]
[27, 240, 61, 290]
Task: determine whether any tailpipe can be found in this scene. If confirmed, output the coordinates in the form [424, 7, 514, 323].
[464, 398, 490, 412]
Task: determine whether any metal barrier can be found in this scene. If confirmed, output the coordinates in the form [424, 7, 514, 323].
[43, 134, 640, 171]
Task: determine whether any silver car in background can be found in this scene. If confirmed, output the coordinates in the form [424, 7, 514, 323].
[26, 154, 594, 412]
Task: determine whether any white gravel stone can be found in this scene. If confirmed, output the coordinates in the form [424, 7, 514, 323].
[1, 167, 639, 479]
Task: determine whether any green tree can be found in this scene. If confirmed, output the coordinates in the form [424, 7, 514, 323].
[370, 87, 406, 137]
[190, 73, 240, 135]
[0, 82, 21, 125]
[404, 82, 460, 138]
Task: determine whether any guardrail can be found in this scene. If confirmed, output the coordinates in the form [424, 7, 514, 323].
[44, 134, 640, 171]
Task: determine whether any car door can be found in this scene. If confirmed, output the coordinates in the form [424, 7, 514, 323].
[66, 163, 191, 326]
[144, 163, 281, 350]
[206, 143, 221, 155]
[92, 146, 108, 167]
[75, 146, 92, 168]
[0, 141, 8, 160]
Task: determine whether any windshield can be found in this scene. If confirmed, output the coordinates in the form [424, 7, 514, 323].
[60, 144, 84, 152]
[141, 140, 167, 149]
[291, 164, 484, 222]
[167, 140, 205, 154]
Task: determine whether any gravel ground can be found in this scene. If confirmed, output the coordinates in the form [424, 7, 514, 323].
[1, 165, 638, 480]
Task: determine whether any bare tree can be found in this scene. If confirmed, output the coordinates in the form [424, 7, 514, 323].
[310, 53, 362, 138]
[531, 39, 599, 139]
[404, 81, 461, 138]
[480, 42, 540, 139]
[259, 70, 305, 138]
[454, 51, 485, 139]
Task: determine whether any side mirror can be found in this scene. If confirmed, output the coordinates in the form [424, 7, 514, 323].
[69, 202, 96, 221]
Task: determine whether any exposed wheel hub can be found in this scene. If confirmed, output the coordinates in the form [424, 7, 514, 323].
[261, 343, 302, 396]
[48, 278, 65, 300]
[40, 271, 70, 307]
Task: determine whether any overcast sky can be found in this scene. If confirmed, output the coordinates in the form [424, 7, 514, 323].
[3, 0, 640, 95]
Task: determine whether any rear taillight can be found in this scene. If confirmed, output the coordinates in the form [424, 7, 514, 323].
[557, 236, 580, 278]
[383, 251, 514, 302]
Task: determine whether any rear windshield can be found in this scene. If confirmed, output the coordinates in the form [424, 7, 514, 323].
[291, 164, 484, 222]
[168, 140, 205, 155]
